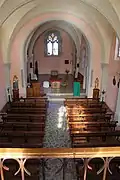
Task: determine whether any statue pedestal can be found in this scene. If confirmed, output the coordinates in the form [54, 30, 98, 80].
[13, 89, 19, 101]
[93, 88, 100, 99]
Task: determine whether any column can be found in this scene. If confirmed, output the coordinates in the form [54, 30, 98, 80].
[27, 54, 34, 79]
[115, 89, 120, 125]
[101, 63, 109, 100]
[4, 63, 11, 101]
[75, 57, 80, 78]
[83, 66, 88, 90]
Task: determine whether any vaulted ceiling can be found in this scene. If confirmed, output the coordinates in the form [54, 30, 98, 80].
[0, 0, 120, 64]
[0, 0, 119, 31]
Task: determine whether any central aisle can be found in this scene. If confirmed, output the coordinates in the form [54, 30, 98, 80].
[42, 100, 77, 180]
[43, 100, 71, 148]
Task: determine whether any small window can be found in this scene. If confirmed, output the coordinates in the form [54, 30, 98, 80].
[115, 37, 120, 60]
[45, 30, 61, 56]
[118, 46, 120, 57]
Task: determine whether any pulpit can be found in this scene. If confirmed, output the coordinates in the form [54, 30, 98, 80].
[32, 82, 40, 97]
[27, 82, 40, 97]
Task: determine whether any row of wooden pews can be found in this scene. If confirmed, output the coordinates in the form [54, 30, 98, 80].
[0, 97, 48, 148]
[65, 98, 120, 147]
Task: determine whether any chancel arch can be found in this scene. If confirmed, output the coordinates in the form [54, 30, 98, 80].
[8, 12, 104, 99]
[26, 21, 88, 89]
[26, 21, 82, 76]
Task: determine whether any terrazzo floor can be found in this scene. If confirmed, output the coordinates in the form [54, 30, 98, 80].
[41, 100, 77, 180]
[43, 101, 70, 148]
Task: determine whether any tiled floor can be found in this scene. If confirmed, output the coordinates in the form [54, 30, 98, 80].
[43, 101, 70, 148]
[42, 100, 77, 180]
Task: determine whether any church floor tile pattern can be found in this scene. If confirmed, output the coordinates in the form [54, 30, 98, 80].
[43, 101, 70, 148]
[42, 101, 77, 180]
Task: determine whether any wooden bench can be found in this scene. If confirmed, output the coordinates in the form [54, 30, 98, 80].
[0, 97, 47, 148]
[10, 102, 47, 108]
[70, 130, 120, 142]
[4, 113, 46, 117]
[0, 134, 44, 147]
[67, 114, 112, 120]
[0, 142, 43, 148]
[65, 101, 102, 107]
[0, 130, 44, 136]
[66, 106, 107, 112]
[68, 115, 112, 122]
[71, 140, 120, 148]
[0, 130, 45, 145]
[2, 115, 46, 123]
[7, 107, 47, 114]
[68, 121, 117, 130]
[65, 97, 99, 102]
[0, 121, 45, 125]
[64, 98, 100, 105]
[0, 122, 45, 131]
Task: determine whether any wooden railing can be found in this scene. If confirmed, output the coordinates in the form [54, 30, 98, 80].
[0, 147, 120, 180]
[0, 147, 120, 158]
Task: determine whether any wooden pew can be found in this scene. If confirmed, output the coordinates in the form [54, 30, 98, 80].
[67, 114, 112, 120]
[2, 115, 46, 124]
[0, 134, 44, 147]
[7, 107, 47, 114]
[68, 121, 117, 131]
[70, 130, 120, 142]
[64, 98, 100, 105]
[0, 130, 44, 136]
[0, 121, 45, 131]
[0, 97, 47, 148]
[68, 115, 112, 122]
[11, 97, 48, 108]
[66, 107, 107, 114]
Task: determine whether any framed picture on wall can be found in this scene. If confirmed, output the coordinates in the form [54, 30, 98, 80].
[65, 60, 69, 64]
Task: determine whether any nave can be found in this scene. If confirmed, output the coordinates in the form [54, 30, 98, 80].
[1, 97, 120, 179]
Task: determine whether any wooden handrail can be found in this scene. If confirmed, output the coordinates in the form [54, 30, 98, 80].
[0, 147, 120, 158]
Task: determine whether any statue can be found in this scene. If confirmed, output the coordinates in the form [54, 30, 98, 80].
[13, 75, 19, 89]
[95, 78, 99, 89]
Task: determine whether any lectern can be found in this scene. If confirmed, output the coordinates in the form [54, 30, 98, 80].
[27, 81, 40, 97]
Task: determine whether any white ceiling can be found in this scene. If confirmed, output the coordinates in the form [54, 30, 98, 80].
[0, 0, 119, 30]
[0, 0, 120, 64]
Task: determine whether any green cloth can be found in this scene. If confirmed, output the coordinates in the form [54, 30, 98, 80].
[73, 82, 80, 96]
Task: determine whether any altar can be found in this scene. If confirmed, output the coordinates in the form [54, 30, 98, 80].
[50, 79, 61, 89]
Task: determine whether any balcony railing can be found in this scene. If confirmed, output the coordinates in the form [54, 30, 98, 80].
[0, 147, 120, 180]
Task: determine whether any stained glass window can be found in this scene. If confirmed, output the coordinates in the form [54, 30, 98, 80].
[45, 31, 61, 56]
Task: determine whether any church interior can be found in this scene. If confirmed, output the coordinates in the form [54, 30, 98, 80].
[1, 0, 120, 179]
